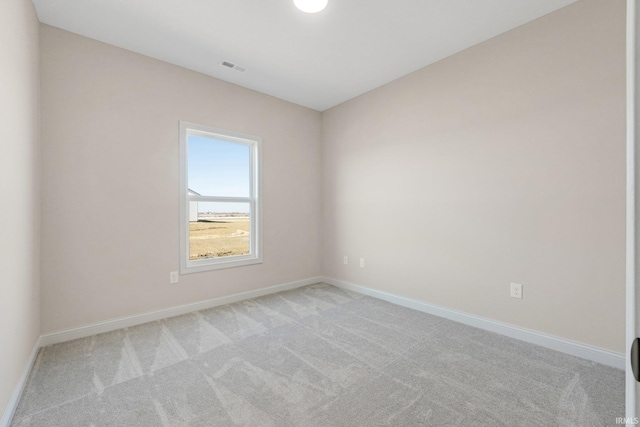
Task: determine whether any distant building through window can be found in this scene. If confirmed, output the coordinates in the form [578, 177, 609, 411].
[187, 188, 200, 222]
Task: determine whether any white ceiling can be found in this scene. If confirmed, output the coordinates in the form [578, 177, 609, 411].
[32, 0, 577, 111]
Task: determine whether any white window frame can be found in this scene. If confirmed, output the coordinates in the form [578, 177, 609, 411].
[179, 121, 263, 274]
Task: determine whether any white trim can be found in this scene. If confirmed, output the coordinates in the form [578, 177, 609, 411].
[8, 274, 624, 426]
[179, 121, 263, 274]
[628, 0, 639, 418]
[40, 276, 322, 347]
[323, 277, 625, 369]
[0, 337, 41, 427]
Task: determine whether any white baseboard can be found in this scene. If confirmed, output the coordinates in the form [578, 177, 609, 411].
[7, 273, 623, 427]
[40, 276, 323, 347]
[1, 337, 41, 427]
[323, 277, 625, 370]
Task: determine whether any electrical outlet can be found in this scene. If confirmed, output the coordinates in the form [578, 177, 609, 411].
[170, 271, 179, 284]
[343, 256, 348, 264]
[360, 258, 365, 268]
[510, 283, 523, 299]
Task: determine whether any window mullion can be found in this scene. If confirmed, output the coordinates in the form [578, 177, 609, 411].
[188, 195, 252, 203]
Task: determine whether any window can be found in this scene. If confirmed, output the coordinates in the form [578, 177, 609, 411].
[179, 121, 262, 273]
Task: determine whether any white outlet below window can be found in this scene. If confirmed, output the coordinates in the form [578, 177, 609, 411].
[510, 283, 523, 299]
[170, 271, 179, 284]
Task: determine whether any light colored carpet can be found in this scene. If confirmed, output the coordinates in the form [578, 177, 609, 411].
[12, 283, 623, 426]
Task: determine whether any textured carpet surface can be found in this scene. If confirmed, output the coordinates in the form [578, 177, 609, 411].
[12, 283, 623, 426]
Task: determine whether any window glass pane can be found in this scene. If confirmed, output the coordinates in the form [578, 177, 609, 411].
[189, 202, 250, 260]
[187, 135, 250, 197]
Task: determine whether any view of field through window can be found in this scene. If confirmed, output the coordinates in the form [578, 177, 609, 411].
[189, 210, 251, 260]
[188, 136, 252, 260]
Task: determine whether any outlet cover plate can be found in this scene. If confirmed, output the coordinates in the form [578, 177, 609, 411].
[510, 283, 523, 299]
[170, 271, 179, 284]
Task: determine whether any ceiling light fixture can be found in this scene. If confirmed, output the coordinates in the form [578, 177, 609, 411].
[293, 0, 327, 13]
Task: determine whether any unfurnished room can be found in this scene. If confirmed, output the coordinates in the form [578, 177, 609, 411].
[2, 0, 638, 425]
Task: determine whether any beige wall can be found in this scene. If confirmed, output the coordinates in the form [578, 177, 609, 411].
[0, 0, 41, 418]
[38, 0, 626, 354]
[0, 0, 626, 417]
[322, 0, 626, 352]
[40, 26, 322, 332]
